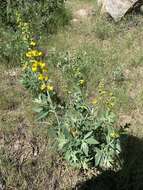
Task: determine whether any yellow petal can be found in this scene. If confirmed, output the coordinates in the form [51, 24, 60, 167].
[38, 74, 44, 81]
[32, 67, 37, 72]
[79, 79, 85, 85]
[30, 41, 36, 46]
[47, 85, 53, 91]
[44, 76, 49, 81]
[40, 83, 46, 91]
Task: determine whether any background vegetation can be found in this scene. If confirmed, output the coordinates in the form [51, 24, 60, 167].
[1, 0, 143, 189]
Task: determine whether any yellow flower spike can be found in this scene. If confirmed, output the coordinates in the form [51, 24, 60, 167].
[47, 85, 53, 92]
[40, 83, 46, 91]
[38, 74, 44, 81]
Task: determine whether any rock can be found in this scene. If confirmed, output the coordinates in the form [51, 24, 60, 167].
[97, 0, 103, 7]
[99, 0, 139, 21]
[140, 5, 143, 14]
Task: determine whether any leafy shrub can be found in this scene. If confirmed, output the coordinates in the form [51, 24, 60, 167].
[57, 90, 122, 170]
[0, 0, 71, 33]
[42, 50, 124, 170]
[21, 41, 123, 170]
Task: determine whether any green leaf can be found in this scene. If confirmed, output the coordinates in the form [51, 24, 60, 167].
[85, 138, 99, 145]
[84, 131, 93, 139]
[95, 149, 103, 166]
[72, 152, 78, 163]
[81, 142, 89, 156]
[37, 111, 49, 120]
[65, 151, 71, 161]
[58, 135, 68, 149]
[33, 107, 43, 113]
[82, 161, 88, 170]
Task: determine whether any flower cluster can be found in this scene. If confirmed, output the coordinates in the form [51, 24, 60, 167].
[26, 50, 43, 58]
[16, 12, 31, 44]
[92, 80, 116, 111]
[25, 46, 54, 93]
[17, 13, 54, 94]
[72, 66, 85, 87]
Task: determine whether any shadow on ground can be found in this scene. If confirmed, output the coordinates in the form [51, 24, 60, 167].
[73, 135, 143, 190]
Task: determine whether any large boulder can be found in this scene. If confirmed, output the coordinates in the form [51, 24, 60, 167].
[98, 0, 139, 21]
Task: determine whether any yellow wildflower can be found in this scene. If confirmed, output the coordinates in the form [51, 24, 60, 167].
[39, 62, 46, 69]
[32, 66, 37, 72]
[26, 51, 32, 58]
[42, 68, 48, 73]
[79, 79, 85, 85]
[47, 85, 53, 92]
[26, 50, 43, 58]
[110, 132, 119, 139]
[44, 76, 49, 81]
[39, 51, 42, 56]
[32, 62, 38, 68]
[30, 41, 36, 46]
[40, 83, 46, 91]
[38, 74, 44, 81]
[32, 62, 38, 72]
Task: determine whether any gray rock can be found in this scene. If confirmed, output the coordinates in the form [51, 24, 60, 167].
[99, 0, 139, 21]
[140, 5, 143, 14]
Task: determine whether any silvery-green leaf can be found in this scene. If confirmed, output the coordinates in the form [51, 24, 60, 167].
[86, 138, 99, 145]
[84, 131, 93, 139]
[81, 142, 89, 156]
